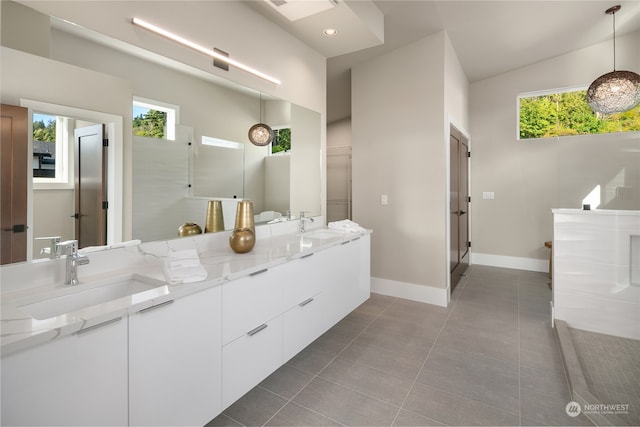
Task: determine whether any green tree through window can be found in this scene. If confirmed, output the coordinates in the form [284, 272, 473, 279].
[519, 89, 640, 139]
[133, 109, 167, 139]
[272, 128, 291, 153]
[33, 118, 56, 142]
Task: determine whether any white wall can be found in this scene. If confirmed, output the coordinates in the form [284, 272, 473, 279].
[352, 31, 469, 305]
[32, 189, 74, 256]
[290, 104, 322, 218]
[264, 155, 290, 214]
[553, 209, 640, 340]
[470, 31, 640, 269]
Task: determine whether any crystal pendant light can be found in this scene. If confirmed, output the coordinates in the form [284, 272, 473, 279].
[586, 5, 640, 114]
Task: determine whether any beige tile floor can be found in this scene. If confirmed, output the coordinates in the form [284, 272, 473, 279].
[207, 265, 594, 426]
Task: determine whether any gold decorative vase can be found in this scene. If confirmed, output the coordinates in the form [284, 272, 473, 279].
[204, 200, 225, 233]
[229, 200, 256, 253]
[178, 222, 202, 237]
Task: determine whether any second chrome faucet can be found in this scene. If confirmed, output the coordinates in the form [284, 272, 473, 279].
[299, 211, 315, 233]
[57, 240, 90, 285]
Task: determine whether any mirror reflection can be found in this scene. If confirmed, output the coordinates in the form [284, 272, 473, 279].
[0, 3, 321, 264]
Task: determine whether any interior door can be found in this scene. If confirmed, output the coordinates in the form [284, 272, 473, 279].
[74, 124, 107, 249]
[1, 104, 28, 264]
[450, 125, 470, 288]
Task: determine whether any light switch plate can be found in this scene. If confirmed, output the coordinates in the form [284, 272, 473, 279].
[482, 192, 495, 200]
[381, 194, 389, 205]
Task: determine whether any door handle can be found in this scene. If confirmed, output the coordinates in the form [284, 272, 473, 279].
[2, 224, 26, 233]
[70, 213, 79, 219]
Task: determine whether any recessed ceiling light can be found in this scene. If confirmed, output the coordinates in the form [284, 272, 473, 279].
[323, 28, 338, 37]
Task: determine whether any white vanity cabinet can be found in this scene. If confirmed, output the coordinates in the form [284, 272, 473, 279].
[221, 234, 371, 407]
[221, 266, 287, 408]
[0, 230, 371, 426]
[129, 286, 222, 427]
[1, 317, 128, 426]
[320, 234, 371, 330]
[282, 251, 329, 361]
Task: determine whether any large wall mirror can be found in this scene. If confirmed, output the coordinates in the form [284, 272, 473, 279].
[0, 1, 321, 263]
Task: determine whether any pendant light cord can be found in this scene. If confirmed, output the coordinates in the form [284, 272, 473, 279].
[612, 9, 616, 71]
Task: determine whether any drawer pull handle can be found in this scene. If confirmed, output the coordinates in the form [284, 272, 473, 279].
[340, 240, 350, 245]
[139, 300, 174, 313]
[250, 268, 268, 277]
[247, 324, 268, 336]
[301, 253, 314, 259]
[75, 317, 122, 335]
[351, 237, 361, 241]
[299, 297, 314, 307]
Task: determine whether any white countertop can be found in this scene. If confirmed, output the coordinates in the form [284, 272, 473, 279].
[1, 226, 370, 357]
[552, 208, 640, 216]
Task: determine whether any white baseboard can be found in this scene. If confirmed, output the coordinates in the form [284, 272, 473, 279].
[471, 252, 548, 273]
[371, 277, 448, 307]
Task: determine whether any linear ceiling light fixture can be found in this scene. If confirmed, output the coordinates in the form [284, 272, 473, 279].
[131, 17, 281, 85]
[586, 5, 640, 114]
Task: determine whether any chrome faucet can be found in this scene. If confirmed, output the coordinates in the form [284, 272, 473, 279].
[35, 236, 61, 259]
[57, 240, 90, 285]
[299, 211, 315, 233]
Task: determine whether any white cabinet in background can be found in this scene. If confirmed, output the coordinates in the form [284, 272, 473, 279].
[221, 234, 371, 407]
[283, 290, 326, 361]
[281, 251, 330, 361]
[321, 235, 370, 330]
[129, 286, 222, 427]
[222, 268, 283, 345]
[222, 315, 283, 408]
[221, 266, 289, 408]
[1, 317, 128, 426]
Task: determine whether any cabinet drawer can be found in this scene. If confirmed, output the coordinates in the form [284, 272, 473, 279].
[222, 269, 283, 344]
[282, 251, 326, 310]
[129, 287, 222, 427]
[283, 291, 327, 362]
[1, 317, 127, 426]
[222, 316, 283, 409]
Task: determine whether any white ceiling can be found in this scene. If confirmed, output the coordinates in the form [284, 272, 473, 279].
[249, 0, 640, 123]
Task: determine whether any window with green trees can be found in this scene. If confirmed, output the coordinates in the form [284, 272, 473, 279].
[33, 113, 57, 179]
[272, 128, 291, 154]
[132, 98, 177, 140]
[518, 88, 640, 140]
[133, 108, 167, 139]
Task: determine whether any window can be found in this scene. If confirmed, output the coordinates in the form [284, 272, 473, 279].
[33, 113, 71, 187]
[518, 87, 640, 140]
[133, 97, 178, 140]
[271, 127, 291, 154]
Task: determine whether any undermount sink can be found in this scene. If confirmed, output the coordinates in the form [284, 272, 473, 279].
[299, 229, 346, 240]
[17, 274, 169, 320]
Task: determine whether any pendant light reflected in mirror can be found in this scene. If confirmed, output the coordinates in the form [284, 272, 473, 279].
[586, 5, 640, 114]
[248, 93, 274, 146]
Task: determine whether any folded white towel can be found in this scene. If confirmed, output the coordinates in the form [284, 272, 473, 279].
[328, 219, 366, 233]
[163, 249, 208, 284]
[163, 263, 208, 284]
[166, 249, 201, 270]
